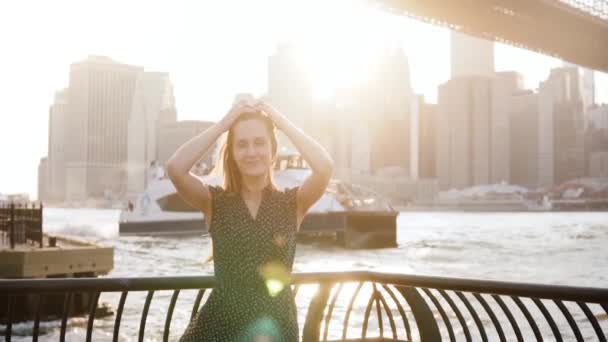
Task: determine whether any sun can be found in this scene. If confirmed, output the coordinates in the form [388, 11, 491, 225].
[282, 0, 403, 100]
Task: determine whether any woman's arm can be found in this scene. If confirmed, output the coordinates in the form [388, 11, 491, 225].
[257, 102, 334, 223]
[166, 101, 250, 214]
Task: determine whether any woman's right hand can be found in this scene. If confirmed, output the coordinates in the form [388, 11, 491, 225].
[220, 99, 256, 131]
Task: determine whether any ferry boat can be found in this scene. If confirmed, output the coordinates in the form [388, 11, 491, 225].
[119, 152, 398, 248]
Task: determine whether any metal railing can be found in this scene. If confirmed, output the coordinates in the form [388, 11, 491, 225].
[0, 203, 43, 249]
[1, 272, 607, 341]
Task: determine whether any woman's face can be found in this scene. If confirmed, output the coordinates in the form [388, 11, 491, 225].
[231, 118, 273, 178]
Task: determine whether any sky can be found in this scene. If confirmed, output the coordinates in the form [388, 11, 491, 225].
[0, 0, 607, 199]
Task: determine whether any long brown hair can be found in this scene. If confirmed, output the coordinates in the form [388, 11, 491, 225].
[219, 111, 279, 193]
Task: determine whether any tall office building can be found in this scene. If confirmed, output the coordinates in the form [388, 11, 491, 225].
[127, 72, 176, 195]
[37, 157, 49, 202]
[368, 49, 413, 174]
[584, 105, 608, 178]
[437, 72, 522, 190]
[563, 62, 595, 110]
[437, 77, 491, 190]
[589, 152, 608, 178]
[538, 80, 556, 188]
[325, 97, 355, 175]
[451, 31, 494, 78]
[587, 105, 608, 130]
[47, 89, 69, 202]
[582, 68, 595, 110]
[350, 121, 372, 174]
[340, 49, 413, 175]
[510, 90, 541, 188]
[267, 44, 313, 151]
[410, 95, 437, 179]
[490, 72, 524, 183]
[65, 55, 143, 201]
[157, 120, 216, 168]
[538, 67, 585, 187]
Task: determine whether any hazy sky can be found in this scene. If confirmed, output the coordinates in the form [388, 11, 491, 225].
[1, 0, 606, 199]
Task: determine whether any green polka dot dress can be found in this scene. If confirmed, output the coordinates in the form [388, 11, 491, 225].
[179, 183, 300, 342]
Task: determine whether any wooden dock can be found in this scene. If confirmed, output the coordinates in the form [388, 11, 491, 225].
[0, 202, 114, 323]
[0, 234, 113, 278]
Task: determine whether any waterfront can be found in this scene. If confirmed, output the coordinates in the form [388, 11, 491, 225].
[4, 208, 608, 340]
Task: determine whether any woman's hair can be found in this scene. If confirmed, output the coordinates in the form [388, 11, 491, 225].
[219, 111, 279, 193]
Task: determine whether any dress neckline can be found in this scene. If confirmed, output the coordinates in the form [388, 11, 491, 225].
[238, 183, 273, 223]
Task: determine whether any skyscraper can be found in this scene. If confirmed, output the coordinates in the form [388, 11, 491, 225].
[563, 62, 595, 110]
[538, 79, 556, 188]
[341, 49, 413, 175]
[127, 72, 176, 195]
[490, 72, 524, 183]
[65, 55, 143, 201]
[582, 68, 596, 110]
[47, 89, 69, 202]
[37, 157, 49, 202]
[410, 95, 437, 180]
[538, 67, 586, 187]
[156, 120, 216, 171]
[267, 44, 313, 152]
[437, 77, 488, 190]
[367, 49, 413, 174]
[437, 72, 522, 190]
[510, 90, 541, 188]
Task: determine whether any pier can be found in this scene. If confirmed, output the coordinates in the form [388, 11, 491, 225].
[0, 202, 113, 323]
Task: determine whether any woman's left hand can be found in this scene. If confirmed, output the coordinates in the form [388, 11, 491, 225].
[253, 100, 285, 130]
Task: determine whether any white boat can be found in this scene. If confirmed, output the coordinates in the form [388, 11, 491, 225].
[524, 195, 553, 212]
[119, 153, 398, 248]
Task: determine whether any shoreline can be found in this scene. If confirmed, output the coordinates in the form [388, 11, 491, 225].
[44, 204, 607, 213]
[394, 204, 608, 212]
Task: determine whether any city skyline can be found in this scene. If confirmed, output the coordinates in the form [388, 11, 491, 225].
[2, 0, 608, 198]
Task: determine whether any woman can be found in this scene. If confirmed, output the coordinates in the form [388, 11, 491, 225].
[167, 97, 334, 341]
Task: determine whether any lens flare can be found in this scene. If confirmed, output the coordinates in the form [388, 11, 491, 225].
[259, 261, 292, 297]
[243, 316, 281, 341]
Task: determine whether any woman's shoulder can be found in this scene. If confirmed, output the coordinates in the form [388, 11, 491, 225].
[280, 185, 300, 208]
[207, 185, 234, 202]
[268, 185, 298, 197]
[207, 184, 225, 195]
[282, 185, 299, 196]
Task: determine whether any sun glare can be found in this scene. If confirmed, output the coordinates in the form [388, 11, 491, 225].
[282, 0, 404, 100]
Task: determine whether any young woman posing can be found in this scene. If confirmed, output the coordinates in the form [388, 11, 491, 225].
[168, 98, 334, 341]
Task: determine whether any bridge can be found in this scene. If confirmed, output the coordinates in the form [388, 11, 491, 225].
[372, 0, 608, 73]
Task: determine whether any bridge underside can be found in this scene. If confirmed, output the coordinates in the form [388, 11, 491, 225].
[374, 0, 608, 73]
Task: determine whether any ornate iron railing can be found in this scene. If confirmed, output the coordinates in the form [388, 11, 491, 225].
[1, 272, 607, 341]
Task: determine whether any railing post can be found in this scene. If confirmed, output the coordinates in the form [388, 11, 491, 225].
[9, 202, 15, 249]
[38, 203, 43, 247]
[24, 202, 29, 245]
[396, 286, 441, 342]
[302, 282, 333, 342]
[25, 204, 29, 244]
